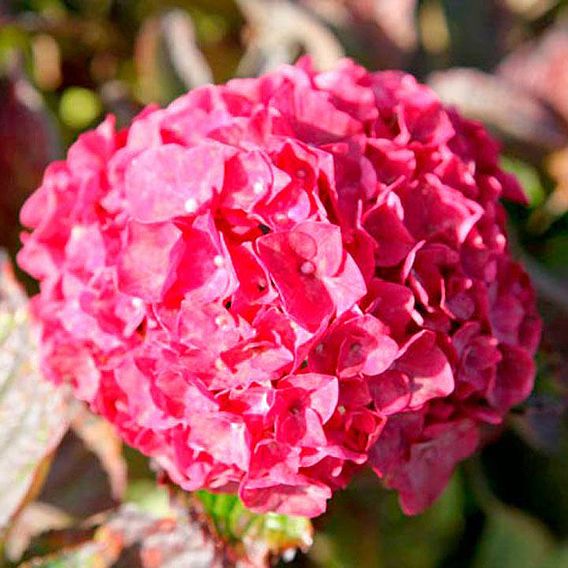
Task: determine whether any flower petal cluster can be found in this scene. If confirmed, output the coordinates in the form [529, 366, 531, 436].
[18, 58, 541, 517]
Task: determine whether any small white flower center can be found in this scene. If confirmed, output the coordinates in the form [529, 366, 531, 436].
[300, 260, 315, 275]
[71, 226, 86, 239]
[215, 315, 230, 328]
[184, 197, 198, 213]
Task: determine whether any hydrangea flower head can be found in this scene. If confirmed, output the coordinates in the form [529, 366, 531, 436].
[18, 58, 541, 517]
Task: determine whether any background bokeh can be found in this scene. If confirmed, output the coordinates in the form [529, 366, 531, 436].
[1, 1, 567, 567]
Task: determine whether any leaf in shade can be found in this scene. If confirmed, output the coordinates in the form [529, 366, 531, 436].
[194, 490, 313, 566]
[135, 9, 213, 105]
[429, 68, 568, 152]
[510, 394, 567, 454]
[535, 147, 568, 228]
[36, 404, 128, 522]
[501, 156, 546, 208]
[236, 0, 344, 75]
[71, 403, 128, 502]
[473, 505, 554, 568]
[540, 545, 568, 568]
[20, 503, 221, 568]
[99, 80, 142, 129]
[0, 58, 62, 254]
[0, 252, 68, 534]
[308, 471, 464, 568]
[31, 381, 126, 524]
[439, 0, 511, 70]
[37, 428, 120, 520]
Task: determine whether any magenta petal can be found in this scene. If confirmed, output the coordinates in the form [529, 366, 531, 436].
[165, 213, 237, 304]
[397, 174, 484, 244]
[256, 226, 335, 331]
[323, 254, 367, 316]
[369, 370, 412, 415]
[281, 373, 339, 424]
[488, 345, 536, 411]
[125, 143, 226, 222]
[188, 413, 250, 471]
[240, 478, 331, 517]
[117, 220, 181, 302]
[394, 331, 455, 408]
[363, 201, 416, 267]
[18, 57, 541, 519]
[395, 420, 479, 515]
[367, 280, 415, 339]
[337, 316, 399, 377]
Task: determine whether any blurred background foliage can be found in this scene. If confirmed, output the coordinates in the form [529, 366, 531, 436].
[0, 0, 568, 566]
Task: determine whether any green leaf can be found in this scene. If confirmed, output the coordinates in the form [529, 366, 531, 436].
[501, 156, 546, 208]
[474, 505, 554, 568]
[541, 235, 568, 269]
[308, 471, 465, 568]
[539, 545, 568, 568]
[125, 480, 171, 519]
[59, 88, 102, 130]
[195, 490, 313, 564]
[383, 471, 465, 568]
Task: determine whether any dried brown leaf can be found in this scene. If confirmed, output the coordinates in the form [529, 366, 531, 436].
[21, 503, 222, 568]
[499, 0, 557, 20]
[4, 502, 72, 562]
[429, 68, 568, 151]
[352, 0, 418, 51]
[236, 0, 344, 75]
[301, 0, 418, 68]
[499, 24, 568, 123]
[135, 9, 213, 105]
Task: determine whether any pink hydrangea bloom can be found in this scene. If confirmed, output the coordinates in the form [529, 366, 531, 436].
[18, 58, 541, 517]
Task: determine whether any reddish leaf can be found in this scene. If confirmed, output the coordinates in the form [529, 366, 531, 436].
[0, 253, 68, 533]
[0, 60, 61, 254]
